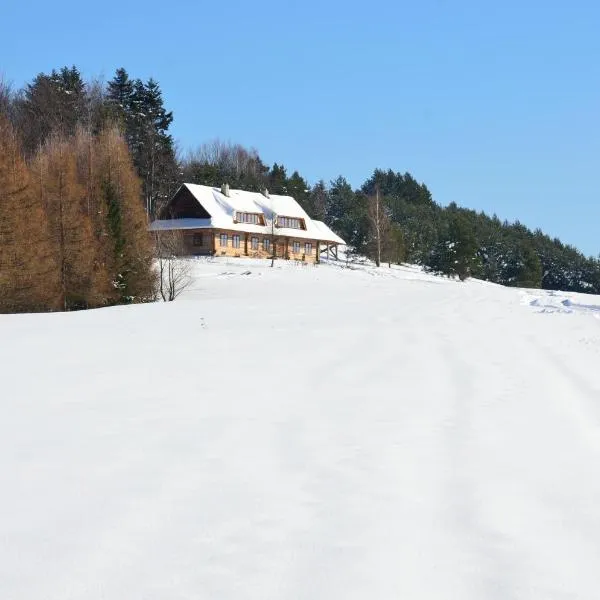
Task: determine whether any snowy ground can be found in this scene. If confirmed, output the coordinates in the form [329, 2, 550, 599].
[2, 257, 600, 600]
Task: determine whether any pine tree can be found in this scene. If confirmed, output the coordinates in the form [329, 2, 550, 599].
[427, 209, 478, 281]
[268, 163, 288, 194]
[128, 78, 177, 217]
[16, 66, 87, 155]
[307, 180, 327, 221]
[326, 177, 368, 252]
[106, 68, 134, 125]
[383, 223, 405, 267]
[286, 170, 309, 208]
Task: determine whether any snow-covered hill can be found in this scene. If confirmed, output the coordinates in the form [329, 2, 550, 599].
[2, 258, 600, 599]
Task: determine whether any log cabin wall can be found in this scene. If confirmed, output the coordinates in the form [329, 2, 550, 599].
[212, 230, 320, 263]
[171, 228, 322, 263]
[181, 230, 212, 256]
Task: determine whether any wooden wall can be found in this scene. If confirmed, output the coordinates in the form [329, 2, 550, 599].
[177, 229, 322, 263]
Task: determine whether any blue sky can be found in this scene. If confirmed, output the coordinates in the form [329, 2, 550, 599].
[2, 0, 599, 256]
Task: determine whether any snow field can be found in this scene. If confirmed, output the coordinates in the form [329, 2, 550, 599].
[1, 258, 600, 599]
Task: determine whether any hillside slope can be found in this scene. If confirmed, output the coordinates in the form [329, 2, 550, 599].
[1, 259, 600, 599]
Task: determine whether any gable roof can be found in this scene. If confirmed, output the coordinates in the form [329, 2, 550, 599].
[150, 184, 346, 245]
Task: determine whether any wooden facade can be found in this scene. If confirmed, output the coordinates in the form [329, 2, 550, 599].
[181, 229, 321, 263]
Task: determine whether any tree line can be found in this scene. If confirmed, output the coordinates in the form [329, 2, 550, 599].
[2, 65, 599, 315]
[1, 68, 158, 312]
[184, 148, 600, 292]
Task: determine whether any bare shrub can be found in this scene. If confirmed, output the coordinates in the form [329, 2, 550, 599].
[154, 229, 192, 301]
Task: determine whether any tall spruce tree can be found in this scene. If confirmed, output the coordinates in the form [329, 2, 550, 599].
[106, 70, 177, 217]
[286, 170, 310, 210]
[267, 163, 288, 194]
[307, 180, 328, 221]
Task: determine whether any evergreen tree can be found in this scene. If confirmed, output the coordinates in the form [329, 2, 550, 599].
[427, 208, 478, 281]
[16, 66, 87, 155]
[326, 177, 368, 252]
[106, 70, 177, 217]
[306, 180, 328, 221]
[268, 163, 288, 194]
[130, 78, 177, 216]
[106, 68, 134, 120]
[286, 170, 310, 209]
[383, 223, 406, 267]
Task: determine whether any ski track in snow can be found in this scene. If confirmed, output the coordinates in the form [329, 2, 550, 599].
[1, 259, 600, 599]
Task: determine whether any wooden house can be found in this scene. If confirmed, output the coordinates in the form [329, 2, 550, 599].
[149, 183, 345, 263]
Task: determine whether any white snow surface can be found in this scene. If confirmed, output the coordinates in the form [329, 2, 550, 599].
[2, 259, 600, 600]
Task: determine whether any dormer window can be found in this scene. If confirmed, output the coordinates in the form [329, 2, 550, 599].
[276, 216, 305, 230]
[234, 212, 265, 225]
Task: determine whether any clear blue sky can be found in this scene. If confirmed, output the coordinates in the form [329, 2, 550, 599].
[2, 0, 599, 256]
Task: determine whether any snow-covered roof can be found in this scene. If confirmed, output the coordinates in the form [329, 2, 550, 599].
[149, 184, 345, 245]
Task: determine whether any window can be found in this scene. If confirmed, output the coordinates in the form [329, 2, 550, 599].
[292, 241, 301, 254]
[251, 237, 259, 250]
[276, 216, 304, 230]
[305, 242, 312, 255]
[192, 233, 203, 246]
[220, 233, 228, 247]
[232, 234, 240, 249]
[263, 238, 271, 252]
[236, 212, 264, 225]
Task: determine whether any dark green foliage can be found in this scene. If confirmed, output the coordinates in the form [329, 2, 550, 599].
[15, 66, 88, 154]
[267, 163, 288, 194]
[426, 208, 479, 281]
[382, 223, 406, 267]
[105, 69, 178, 217]
[501, 241, 543, 288]
[362, 168, 433, 207]
[325, 177, 368, 253]
[306, 180, 328, 221]
[104, 180, 124, 259]
[106, 68, 134, 126]
[286, 170, 310, 211]
[353, 168, 600, 292]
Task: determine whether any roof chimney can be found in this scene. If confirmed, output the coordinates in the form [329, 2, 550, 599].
[221, 183, 230, 197]
[262, 187, 270, 198]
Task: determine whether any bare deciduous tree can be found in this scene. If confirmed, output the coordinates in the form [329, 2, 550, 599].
[182, 139, 268, 191]
[154, 229, 192, 301]
[267, 207, 278, 268]
[367, 186, 391, 267]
